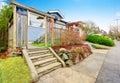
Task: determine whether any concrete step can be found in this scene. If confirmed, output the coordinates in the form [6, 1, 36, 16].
[28, 50, 49, 54]
[37, 62, 61, 77]
[34, 58, 57, 66]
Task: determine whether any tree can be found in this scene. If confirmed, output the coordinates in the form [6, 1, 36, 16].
[79, 21, 101, 34]
[0, 5, 13, 52]
[109, 25, 120, 40]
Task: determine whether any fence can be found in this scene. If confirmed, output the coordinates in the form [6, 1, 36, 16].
[54, 28, 68, 46]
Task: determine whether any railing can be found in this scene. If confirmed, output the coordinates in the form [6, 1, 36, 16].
[22, 49, 38, 82]
[48, 47, 66, 67]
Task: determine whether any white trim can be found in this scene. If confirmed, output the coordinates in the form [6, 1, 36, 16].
[48, 10, 65, 19]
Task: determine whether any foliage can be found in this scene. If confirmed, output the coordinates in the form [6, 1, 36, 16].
[56, 45, 92, 66]
[0, 5, 13, 30]
[80, 21, 100, 34]
[70, 47, 84, 64]
[0, 57, 31, 83]
[70, 46, 92, 64]
[0, 5, 13, 52]
[109, 25, 120, 41]
[61, 28, 84, 45]
[79, 21, 107, 36]
[86, 34, 115, 46]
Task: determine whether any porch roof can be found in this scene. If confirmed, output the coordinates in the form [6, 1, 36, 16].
[10, 1, 55, 18]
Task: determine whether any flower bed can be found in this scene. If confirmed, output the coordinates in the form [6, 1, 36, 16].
[52, 44, 92, 66]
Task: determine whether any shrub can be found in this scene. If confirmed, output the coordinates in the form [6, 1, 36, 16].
[86, 34, 115, 46]
[61, 28, 85, 45]
[55, 45, 92, 66]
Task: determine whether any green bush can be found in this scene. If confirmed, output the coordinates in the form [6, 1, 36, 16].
[86, 35, 115, 46]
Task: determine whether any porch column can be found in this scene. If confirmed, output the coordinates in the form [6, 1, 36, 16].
[13, 5, 17, 50]
[51, 19, 54, 46]
[26, 10, 29, 49]
[44, 16, 47, 46]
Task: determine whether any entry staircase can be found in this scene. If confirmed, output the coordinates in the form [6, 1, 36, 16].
[22, 47, 65, 82]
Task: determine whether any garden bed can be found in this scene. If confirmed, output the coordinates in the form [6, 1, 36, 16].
[52, 44, 92, 66]
[52, 44, 92, 51]
[0, 51, 10, 59]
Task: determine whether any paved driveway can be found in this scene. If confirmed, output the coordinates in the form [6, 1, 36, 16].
[96, 41, 120, 83]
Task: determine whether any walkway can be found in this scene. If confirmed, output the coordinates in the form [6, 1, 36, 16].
[37, 48, 108, 83]
[96, 41, 120, 83]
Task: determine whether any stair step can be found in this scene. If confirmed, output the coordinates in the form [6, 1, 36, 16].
[38, 65, 61, 77]
[34, 58, 57, 66]
[30, 54, 53, 60]
[28, 50, 49, 54]
[37, 62, 61, 75]
[31, 54, 54, 62]
[28, 47, 48, 52]
[29, 52, 51, 57]
[36, 60, 57, 67]
[32, 56, 54, 63]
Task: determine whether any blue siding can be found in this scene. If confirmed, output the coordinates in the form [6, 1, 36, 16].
[28, 26, 45, 42]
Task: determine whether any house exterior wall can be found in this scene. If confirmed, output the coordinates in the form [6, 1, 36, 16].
[11, 1, 68, 48]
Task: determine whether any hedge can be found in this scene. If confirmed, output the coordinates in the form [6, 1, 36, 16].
[86, 35, 115, 46]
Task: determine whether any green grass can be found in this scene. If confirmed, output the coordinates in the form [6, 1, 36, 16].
[32, 43, 52, 47]
[91, 44, 108, 49]
[0, 57, 31, 83]
[32, 42, 61, 47]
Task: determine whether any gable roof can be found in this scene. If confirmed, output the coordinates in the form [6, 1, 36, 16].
[47, 10, 65, 19]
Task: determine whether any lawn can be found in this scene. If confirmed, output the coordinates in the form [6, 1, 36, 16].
[32, 42, 61, 47]
[0, 57, 31, 83]
[32, 43, 51, 47]
[91, 44, 108, 49]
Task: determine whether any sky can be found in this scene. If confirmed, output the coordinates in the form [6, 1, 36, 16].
[0, 0, 7, 9]
[0, 0, 120, 32]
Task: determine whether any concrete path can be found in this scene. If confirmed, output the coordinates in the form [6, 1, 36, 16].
[96, 42, 120, 83]
[37, 49, 109, 83]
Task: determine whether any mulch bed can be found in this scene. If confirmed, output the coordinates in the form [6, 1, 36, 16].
[52, 44, 92, 52]
[0, 51, 10, 59]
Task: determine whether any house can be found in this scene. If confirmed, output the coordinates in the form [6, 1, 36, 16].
[67, 21, 86, 37]
[9, 1, 68, 50]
